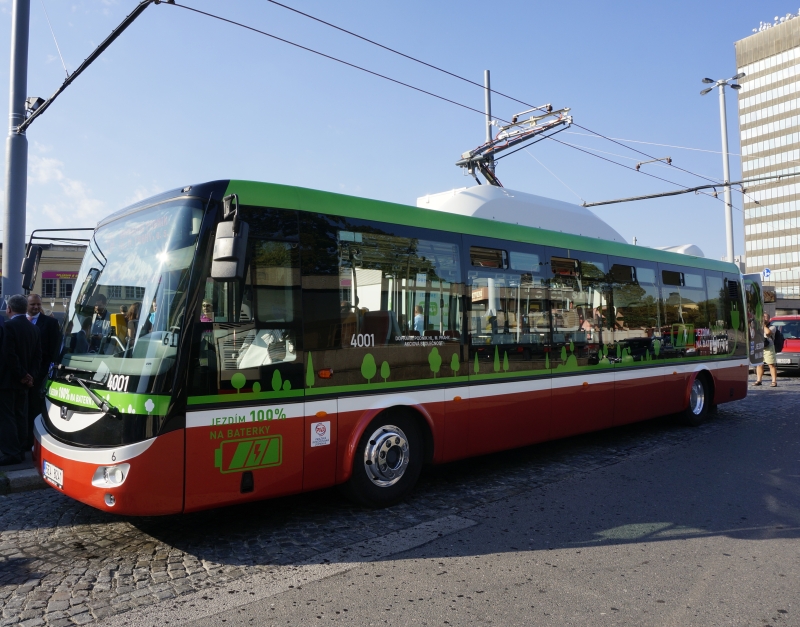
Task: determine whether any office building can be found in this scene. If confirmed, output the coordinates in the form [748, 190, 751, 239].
[736, 13, 800, 312]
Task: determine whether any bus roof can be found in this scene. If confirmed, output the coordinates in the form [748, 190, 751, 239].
[226, 179, 740, 275]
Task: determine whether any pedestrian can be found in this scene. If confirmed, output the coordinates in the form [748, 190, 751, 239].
[0, 294, 42, 465]
[26, 293, 62, 447]
[754, 312, 778, 387]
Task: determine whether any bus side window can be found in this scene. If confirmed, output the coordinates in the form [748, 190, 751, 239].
[301, 213, 465, 389]
[609, 257, 662, 362]
[659, 263, 709, 355]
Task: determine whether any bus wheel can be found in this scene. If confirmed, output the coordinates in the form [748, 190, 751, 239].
[342, 413, 422, 507]
[679, 375, 709, 427]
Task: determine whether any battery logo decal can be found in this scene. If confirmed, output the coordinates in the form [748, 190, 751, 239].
[214, 436, 282, 473]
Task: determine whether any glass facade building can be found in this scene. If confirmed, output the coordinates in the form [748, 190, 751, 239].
[736, 17, 800, 311]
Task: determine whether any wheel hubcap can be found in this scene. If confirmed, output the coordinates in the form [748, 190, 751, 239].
[690, 379, 705, 415]
[363, 425, 409, 487]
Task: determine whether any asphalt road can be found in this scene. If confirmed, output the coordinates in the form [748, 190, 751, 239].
[2, 373, 798, 627]
[176, 376, 799, 627]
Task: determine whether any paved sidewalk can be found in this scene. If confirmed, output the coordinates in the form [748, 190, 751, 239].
[0, 451, 44, 495]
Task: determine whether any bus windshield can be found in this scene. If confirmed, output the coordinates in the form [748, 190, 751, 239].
[56, 198, 205, 399]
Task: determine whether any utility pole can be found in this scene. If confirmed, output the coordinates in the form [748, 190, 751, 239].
[718, 83, 734, 264]
[484, 70, 494, 178]
[2, 0, 159, 299]
[701, 73, 744, 264]
[2, 0, 30, 299]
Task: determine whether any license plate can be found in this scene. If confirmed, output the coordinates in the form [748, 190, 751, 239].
[43, 460, 64, 489]
[777, 359, 792, 364]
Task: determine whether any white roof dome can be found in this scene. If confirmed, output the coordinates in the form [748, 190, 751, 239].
[417, 185, 626, 243]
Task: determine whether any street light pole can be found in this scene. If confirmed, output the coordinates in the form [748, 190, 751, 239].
[717, 81, 734, 264]
[2, 0, 30, 299]
[701, 73, 744, 264]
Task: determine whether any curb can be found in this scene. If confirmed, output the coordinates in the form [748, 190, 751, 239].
[0, 468, 47, 494]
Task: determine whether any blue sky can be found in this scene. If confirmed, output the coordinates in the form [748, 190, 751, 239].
[0, 0, 793, 262]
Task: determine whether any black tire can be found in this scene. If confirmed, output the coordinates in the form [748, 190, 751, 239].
[678, 374, 710, 426]
[340, 411, 423, 507]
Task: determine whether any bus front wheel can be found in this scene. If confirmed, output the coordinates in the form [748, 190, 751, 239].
[679, 374, 710, 427]
[341, 412, 422, 507]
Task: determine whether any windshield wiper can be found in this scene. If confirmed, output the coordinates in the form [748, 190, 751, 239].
[65, 374, 120, 418]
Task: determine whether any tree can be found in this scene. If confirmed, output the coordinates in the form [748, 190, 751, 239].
[252, 382, 261, 394]
[306, 352, 315, 388]
[231, 373, 246, 394]
[474, 352, 479, 374]
[502, 351, 509, 372]
[493, 346, 500, 373]
[271, 370, 282, 392]
[450, 353, 460, 376]
[381, 360, 390, 382]
[361, 353, 377, 383]
[428, 347, 442, 378]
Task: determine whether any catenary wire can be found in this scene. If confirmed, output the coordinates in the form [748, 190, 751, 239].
[564, 131, 740, 156]
[262, 0, 539, 111]
[523, 148, 585, 204]
[169, 2, 492, 120]
[168, 2, 743, 207]
[39, 0, 69, 77]
[259, 0, 737, 192]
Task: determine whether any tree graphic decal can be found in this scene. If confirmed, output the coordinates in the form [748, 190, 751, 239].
[252, 382, 261, 393]
[474, 352, 480, 375]
[450, 353, 460, 376]
[381, 360, 391, 382]
[502, 351, 509, 372]
[231, 373, 246, 394]
[361, 353, 377, 383]
[428, 347, 442, 378]
[493, 346, 500, 373]
[272, 370, 282, 392]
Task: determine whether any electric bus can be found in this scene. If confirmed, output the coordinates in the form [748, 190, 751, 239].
[33, 180, 755, 515]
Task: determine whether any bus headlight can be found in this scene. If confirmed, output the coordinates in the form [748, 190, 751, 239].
[91, 463, 130, 488]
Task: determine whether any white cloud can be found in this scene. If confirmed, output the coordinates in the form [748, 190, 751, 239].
[28, 154, 106, 227]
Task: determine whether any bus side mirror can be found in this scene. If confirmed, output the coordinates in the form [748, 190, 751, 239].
[211, 194, 249, 280]
[20, 245, 43, 291]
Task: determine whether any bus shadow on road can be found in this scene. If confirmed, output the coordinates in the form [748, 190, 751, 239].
[127, 403, 800, 570]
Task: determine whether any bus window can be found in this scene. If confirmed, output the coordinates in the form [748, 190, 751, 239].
[470, 246, 508, 269]
[546, 249, 610, 369]
[468, 242, 548, 374]
[702, 272, 726, 355]
[609, 257, 662, 362]
[659, 264, 709, 355]
[190, 238, 303, 398]
[301, 214, 464, 390]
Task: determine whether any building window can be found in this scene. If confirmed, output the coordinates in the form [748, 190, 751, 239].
[59, 279, 75, 299]
[42, 278, 57, 298]
[107, 285, 122, 299]
[124, 286, 146, 300]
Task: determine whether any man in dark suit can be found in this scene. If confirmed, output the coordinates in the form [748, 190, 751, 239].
[0, 294, 42, 465]
[26, 294, 62, 448]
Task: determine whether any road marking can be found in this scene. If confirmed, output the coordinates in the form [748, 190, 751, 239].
[103, 514, 477, 627]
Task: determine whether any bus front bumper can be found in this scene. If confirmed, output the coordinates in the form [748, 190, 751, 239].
[33, 417, 184, 516]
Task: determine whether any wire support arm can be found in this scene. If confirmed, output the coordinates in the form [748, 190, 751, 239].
[16, 0, 170, 134]
[582, 171, 800, 207]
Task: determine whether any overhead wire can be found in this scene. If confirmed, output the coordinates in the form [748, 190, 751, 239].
[262, 0, 539, 111]
[169, 2, 491, 119]
[168, 1, 745, 209]
[39, 0, 69, 77]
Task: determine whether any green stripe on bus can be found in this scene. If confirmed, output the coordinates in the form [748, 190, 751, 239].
[225, 180, 738, 274]
[46, 381, 170, 416]
[187, 388, 304, 406]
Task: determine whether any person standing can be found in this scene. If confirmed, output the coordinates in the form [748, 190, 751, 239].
[754, 312, 779, 387]
[0, 295, 42, 465]
[26, 294, 62, 447]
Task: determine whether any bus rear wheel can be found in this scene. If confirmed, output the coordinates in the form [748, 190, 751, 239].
[679, 375, 710, 427]
[341, 412, 422, 507]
